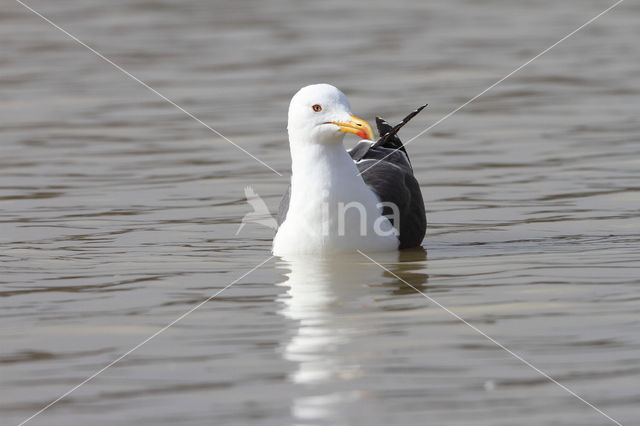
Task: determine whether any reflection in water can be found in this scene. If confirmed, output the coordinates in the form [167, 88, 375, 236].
[275, 250, 427, 423]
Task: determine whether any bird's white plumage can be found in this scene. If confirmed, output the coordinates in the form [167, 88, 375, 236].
[273, 84, 398, 255]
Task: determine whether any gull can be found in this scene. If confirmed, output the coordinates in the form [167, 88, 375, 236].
[273, 84, 426, 255]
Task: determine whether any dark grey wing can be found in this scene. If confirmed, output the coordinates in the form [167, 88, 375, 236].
[357, 160, 426, 248]
[276, 185, 290, 227]
[355, 117, 426, 249]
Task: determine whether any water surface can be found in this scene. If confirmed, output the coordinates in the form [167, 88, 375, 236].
[1, 0, 639, 425]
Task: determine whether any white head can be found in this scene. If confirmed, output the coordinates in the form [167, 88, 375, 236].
[287, 84, 374, 145]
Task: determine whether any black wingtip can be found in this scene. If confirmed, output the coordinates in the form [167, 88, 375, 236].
[375, 117, 393, 142]
[373, 103, 428, 147]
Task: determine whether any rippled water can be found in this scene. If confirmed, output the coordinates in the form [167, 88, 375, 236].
[2, 0, 639, 425]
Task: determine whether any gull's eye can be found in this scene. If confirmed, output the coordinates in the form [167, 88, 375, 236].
[312, 104, 322, 112]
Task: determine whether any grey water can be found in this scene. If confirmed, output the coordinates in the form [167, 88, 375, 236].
[1, 0, 639, 425]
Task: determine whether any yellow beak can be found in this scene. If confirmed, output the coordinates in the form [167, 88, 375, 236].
[331, 114, 374, 141]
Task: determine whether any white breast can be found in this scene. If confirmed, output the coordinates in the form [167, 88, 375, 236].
[273, 143, 398, 255]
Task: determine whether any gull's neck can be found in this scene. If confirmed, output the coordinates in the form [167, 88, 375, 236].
[272, 135, 398, 255]
[290, 140, 357, 190]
